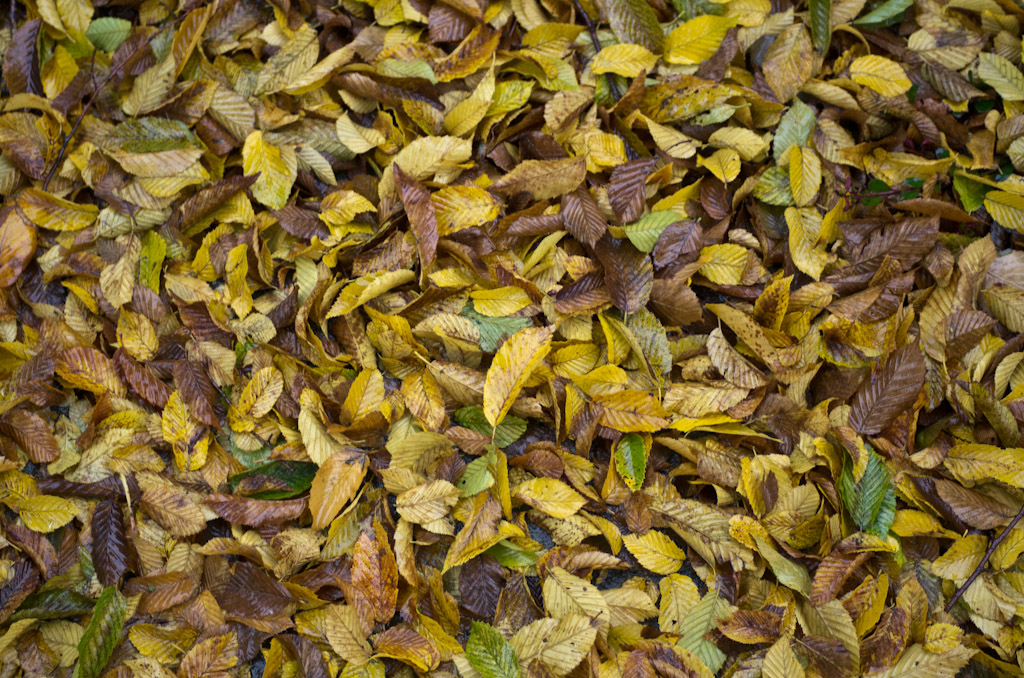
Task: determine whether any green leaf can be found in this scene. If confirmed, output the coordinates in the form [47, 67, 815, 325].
[622, 211, 679, 253]
[455, 406, 527, 448]
[462, 305, 533, 353]
[104, 117, 202, 154]
[73, 587, 126, 678]
[809, 0, 831, 55]
[12, 589, 94, 621]
[459, 448, 497, 497]
[485, 540, 541, 567]
[614, 433, 647, 491]
[953, 172, 989, 212]
[86, 18, 132, 52]
[853, 0, 913, 25]
[466, 622, 521, 678]
[868, 178, 890, 192]
[228, 460, 319, 499]
[838, 448, 896, 537]
[773, 98, 816, 162]
[677, 590, 731, 672]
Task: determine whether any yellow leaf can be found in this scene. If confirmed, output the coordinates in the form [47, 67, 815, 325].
[849, 55, 912, 97]
[300, 390, 348, 465]
[977, 53, 1024, 101]
[284, 45, 356, 95]
[17, 188, 99, 231]
[322, 605, 374, 665]
[225, 243, 253, 318]
[763, 638, 804, 678]
[445, 67, 496, 137]
[699, 243, 749, 285]
[227, 366, 284, 432]
[162, 390, 209, 472]
[431, 185, 501, 235]
[483, 325, 554, 427]
[401, 369, 446, 431]
[665, 15, 735, 65]
[122, 55, 175, 116]
[594, 389, 670, 432]
[514, 477, 587, 518]
[659, 574, 700, 633]
[99, 234, 141, 309]
[19, 494, 78, 532]
[327, 270, 416, 318]
[709, 127, 770, 162]
[256, 25, 320, 95]
[242, 131, 297, 210]
[786, 207, 833, 281]
[697, 148, 741, 183]
[510, 615, 597, 676]
[310, 452, 367, 530]
[116, 310, 159, 362]
[643, 116, 699, 160]
[40, 621, 85, 666]
[336, 113, 386, 154]
[984, 190, 1024, 234]
[624, 530, 687, 574]
[542, 567, 611, 622]
[592, 43, 659, 77]
[788, 146, 821, 207]
[932, 534, 987, 580]
[470, 286, 533, 317]
[396, 480, 461, 527]
[924, 623, 964, 654]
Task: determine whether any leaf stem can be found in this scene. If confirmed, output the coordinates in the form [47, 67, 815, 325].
[570, 0, 622, 101]
[945, 500, 1024, 612]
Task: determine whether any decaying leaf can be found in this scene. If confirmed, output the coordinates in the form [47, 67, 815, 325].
[0, 0, 1019, 673]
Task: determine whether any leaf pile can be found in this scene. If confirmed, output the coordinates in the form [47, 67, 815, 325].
[1, 0, 1024, 676]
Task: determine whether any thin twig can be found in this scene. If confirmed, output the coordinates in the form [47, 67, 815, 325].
[571, 0, 623, 101]
[42, 15, 186, 190]
[945, 501, 1024, 612]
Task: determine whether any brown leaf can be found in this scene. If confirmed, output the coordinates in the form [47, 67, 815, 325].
[273, 204, 330, 240]
[92, 500, 129, 587]
[594, 236, 654, 313]
[2, 19, 43, 96]
[0, 207, 37, 287]
[178, 633, 238, 678]
[810, 552, 872, 606]
[561, 186, 606, 248]
[219, 562, 299, 618]
[113, 348, 172, 409]
[125, 571, 196, 614]
[0, 560, 39, 624]
[608, 159, 656, 224]
[649, 277, 703, 326]
[346, 520, 399, 628]
[174, 359, 222, 427]
[204, 494, 308, 527]
[848, 342, 926, 435]
[179, 175, 258, 231]
[0, 408, 59, 463]
[5, 525, 57, 579]
[395, 165, 439, 272]
[717, 609, 783, 644]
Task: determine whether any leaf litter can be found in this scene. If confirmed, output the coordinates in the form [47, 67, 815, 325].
[0, 0, 1023, 676]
